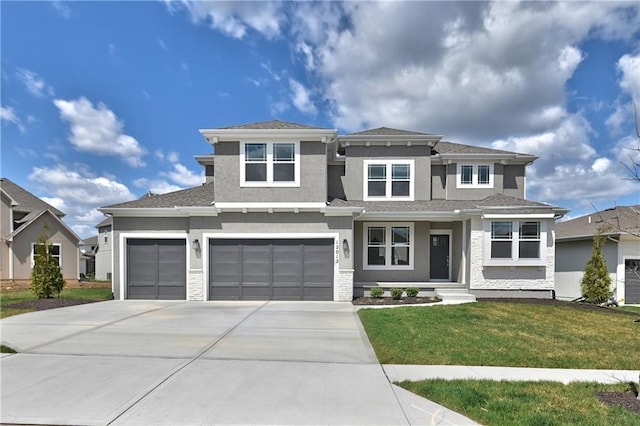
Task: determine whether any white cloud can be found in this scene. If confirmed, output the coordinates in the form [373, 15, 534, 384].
[50, 1, 71, 19]
[28, 164, 134, 237]
[133, 178, 182, 195]
[0, 106, 25, 132]
[618, 54, 640, 104]
[289, 79, 317, 115]
[161, 163, 204, 187]
[54, 97, 146, 167]
[591, 158, 612, 174]
[166, 0, 284, 39]
[15, 68, 53, 98]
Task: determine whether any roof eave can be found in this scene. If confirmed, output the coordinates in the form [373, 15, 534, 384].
[199, 128, 338, 144]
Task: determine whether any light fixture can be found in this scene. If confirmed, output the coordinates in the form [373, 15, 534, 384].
[342, 238, 350, 258]
[193, 238, 201, 252]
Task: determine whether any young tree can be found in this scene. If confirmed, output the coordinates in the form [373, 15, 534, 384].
[31, 223, 65, 298]
[580, 233, 612, 304]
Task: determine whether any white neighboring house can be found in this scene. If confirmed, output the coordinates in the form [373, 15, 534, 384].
[95, 217, 113, 281]
[79, 236, 97, 278]
[555, 205, 640, 304]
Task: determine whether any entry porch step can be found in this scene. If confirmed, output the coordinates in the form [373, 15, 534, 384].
[435, 287, 477, 304]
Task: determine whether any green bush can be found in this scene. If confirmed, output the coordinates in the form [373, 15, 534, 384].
[370, 287, 384, 298]
[390, 288, 404, 300]
[581, 234, 612, 304]
[31, 224, 65, 299]
[406, 287, 419, 297]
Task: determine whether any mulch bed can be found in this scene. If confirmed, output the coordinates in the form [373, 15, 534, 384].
[4, 298, 106, 311]
[352, 296, 441, 305]
[597, 391, 640, 414]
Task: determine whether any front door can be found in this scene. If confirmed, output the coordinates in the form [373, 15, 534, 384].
[430, 234, 450, 280]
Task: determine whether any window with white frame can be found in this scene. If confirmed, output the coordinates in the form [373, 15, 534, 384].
[32, 243, 61, 267]
[241, 141, 299, 186]
[485, 220, 545, 265]
[457, 163, 493, 188]
[364, 160, 414, 200]
[364, 223, 413, 269]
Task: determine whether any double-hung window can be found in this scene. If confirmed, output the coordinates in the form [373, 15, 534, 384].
[364, 160, 414, 200]
[457, 163, 493, 188]
[364, 223, 413, 269]
[484, 220, 545, 265]
[32, 243, 61, 267]
[241, 142, 299, 186]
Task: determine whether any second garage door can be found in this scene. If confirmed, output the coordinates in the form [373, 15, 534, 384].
[209, 238, 334, 301]
[127, 239, 186, 300]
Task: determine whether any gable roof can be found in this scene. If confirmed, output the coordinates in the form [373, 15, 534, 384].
[0, 178, 65, 217]
[6, 209, 80, 242]
[96, 217, 112, 228]
[102, 182, 214, 209]
[556, 205, 640, 240]
[433, 141, 533, 157]
[82, 235, 99, 246]
[220, 120, 329, 130]
[346, 127, 435, 136]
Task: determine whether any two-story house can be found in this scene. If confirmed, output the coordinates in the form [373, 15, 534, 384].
[100, 120, 567, 301]
[94, 217, 113, 281]
[1, 178, 80, 281]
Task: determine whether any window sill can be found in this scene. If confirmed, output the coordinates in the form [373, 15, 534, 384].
[456, 184, 493, 189]
[364, 196, 414, 201]
[483, 259, 546, 267]
[363, 265, 414, 271]
[240, 182, 300, 188]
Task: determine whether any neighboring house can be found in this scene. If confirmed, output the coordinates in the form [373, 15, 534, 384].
[555, 206, 640, 304]
[79, 235, 98, 277]
[0, 178, 80, 280]
[100, 120, 567, 302]
[95, 217, 113, 281]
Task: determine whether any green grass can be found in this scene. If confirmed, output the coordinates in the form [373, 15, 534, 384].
[0, 287, 113, 319]
[1, 344, 17, 353]
[400, 380, 640, 426]
[618, 305, 640, 314]
[358, 302, 640, 369]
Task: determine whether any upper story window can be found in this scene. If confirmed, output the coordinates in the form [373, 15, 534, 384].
[363, 160, 414, 200]
[32, 243, 61, 267]
[241, 141, 300, 187]
[457, 163, 493, 188]
[484, 220, 546, 266]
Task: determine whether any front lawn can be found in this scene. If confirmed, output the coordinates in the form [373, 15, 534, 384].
[400, 380, 640, 426]
[1, 286, 113, 319]
[358, 301, 640, 369]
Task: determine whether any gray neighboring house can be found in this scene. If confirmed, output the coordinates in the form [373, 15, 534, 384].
[555, 206, 640, 304]
[95, 217, 113, 281]
[1, 178, 80, 280]
[100, 120, 567, 302]
[79, 235, 98, 277]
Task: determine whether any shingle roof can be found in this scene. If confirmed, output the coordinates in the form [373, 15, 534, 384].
[346, 127, 435, 136]
[433, 141, 534, 157]
[82, 235, 99, 245]
[0, 178, 65, 216]
[329, 194, 558, 214]
[556, 205, 640, 239]
[103, 183, 214, 209]
[220, 120, 329, 130]
[96, 217, 111, 228]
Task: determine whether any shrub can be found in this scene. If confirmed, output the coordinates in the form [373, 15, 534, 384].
[390, 288, 404, 300]
[370, 287, 384, 298]
[580, 234, 612, 304]
[31, 223, 65, 299]
[406, 287, 419, 297]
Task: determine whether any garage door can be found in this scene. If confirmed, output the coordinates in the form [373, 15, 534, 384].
[127, 239, 186, 299]
[209, 238, 334, 301]
[625, 259, 640, 304]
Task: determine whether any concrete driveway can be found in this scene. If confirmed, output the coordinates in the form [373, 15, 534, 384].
[1, 300, 440, 425]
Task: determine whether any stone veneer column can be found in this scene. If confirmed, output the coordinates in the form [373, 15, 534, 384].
[338, 269, 354, 301]
[187, 269, 204, 301]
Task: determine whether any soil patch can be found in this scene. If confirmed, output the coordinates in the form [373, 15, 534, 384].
[4, 298, 106, 312]
[352, 296, 441, 306]
[596, 391, 640, 414]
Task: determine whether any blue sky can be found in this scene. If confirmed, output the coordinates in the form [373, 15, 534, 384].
[1, 1, 639, 238]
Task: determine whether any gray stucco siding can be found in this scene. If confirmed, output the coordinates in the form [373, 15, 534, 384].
[327, 164, 346, 200]
[213, 141, 328, 202]
[344, 146, 432, 201]
[446, 163, 505, 200]
[431, 165, 446, 200]
[502, 165, 526, 198]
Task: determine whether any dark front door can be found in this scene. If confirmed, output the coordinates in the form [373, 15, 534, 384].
[209, 238, 334, 301]
[625, 259, 640, 304]
[430, 234, 450, 280]
[126, 239, 186, 300]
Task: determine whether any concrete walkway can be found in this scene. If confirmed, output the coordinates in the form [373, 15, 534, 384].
[384, 364, 640, 385]
[0, 301, 479, 426]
